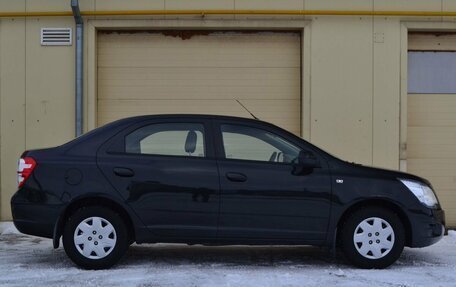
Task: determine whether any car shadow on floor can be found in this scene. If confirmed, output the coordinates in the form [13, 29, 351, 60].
[121, 244, 342, 267]
[2, 233, 440, 270]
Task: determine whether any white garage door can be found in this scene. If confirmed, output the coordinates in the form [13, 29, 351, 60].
[408, 33, 456, 227]
[97, 31, 301, 135]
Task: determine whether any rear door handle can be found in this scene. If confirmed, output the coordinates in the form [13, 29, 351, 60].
[226, 172, 247, 182]
[113, 167, 135, 177]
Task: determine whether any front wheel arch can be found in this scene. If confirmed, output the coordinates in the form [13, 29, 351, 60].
[335, 199, 412, 248]
[54, 196, 136, 248]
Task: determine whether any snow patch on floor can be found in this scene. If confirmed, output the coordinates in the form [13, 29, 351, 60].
[448, 230, 456, 240]
[0, 221, 19, 235]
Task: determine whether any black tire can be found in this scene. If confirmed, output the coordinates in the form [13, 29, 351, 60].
[340, 206, 405, 269]
[63, 206, 129, 270]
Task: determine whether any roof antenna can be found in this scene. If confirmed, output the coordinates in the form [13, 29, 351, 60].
[236, 99, 259, 120]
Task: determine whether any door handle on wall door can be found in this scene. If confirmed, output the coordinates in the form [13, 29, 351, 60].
[113, 167, 135, 177]
[225, 172, 247, 182]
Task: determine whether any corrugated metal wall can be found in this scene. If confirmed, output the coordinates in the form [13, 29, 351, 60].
[408, 33, 456, 226]
[97, 31, 301, 135]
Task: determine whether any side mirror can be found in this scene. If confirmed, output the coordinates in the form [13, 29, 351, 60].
[292, 150, 321, 175]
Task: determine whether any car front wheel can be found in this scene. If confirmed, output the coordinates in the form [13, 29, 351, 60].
[63, 206, 129, 269]
[340, 206, 405, 269]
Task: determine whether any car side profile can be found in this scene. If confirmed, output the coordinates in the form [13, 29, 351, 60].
[11, 115, 445, 269]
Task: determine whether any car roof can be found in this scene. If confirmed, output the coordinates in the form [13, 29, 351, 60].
[64, 113, 336, 162]
[116, 114, 262, 124]
[61, 114, 269, 155]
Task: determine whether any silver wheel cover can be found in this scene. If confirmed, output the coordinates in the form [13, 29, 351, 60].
[74, 216, 117, 260]
[353, 217, 395, 260]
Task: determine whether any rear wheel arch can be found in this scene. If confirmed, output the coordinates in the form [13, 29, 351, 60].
[54, 196, 136, 248]
[335, 198, 412, 247]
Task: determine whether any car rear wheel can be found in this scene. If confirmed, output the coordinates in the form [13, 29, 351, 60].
[340, 207, 405, 269]
[63, 206, 129, 269]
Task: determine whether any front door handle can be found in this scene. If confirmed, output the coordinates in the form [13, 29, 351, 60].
[226, 172, 247, 182]
[113, 167, 135, 177]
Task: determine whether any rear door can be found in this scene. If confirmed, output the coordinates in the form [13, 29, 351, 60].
[97, 118, 220, 240]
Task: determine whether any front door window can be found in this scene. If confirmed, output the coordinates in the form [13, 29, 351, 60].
[221, 124, 300, 163]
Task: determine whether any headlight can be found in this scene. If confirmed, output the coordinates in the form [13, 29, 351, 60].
[399, 178, 438, 208]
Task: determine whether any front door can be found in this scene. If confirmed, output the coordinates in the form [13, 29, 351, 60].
[214, 121, 332, 243]
[97, 119, 219, 240]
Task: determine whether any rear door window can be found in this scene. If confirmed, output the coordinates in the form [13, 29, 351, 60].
[125, 123, 205, 157]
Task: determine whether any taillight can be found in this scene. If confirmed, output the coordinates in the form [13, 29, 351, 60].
[17, 157, 37, 188]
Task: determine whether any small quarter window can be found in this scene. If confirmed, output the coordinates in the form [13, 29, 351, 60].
[125, 123, 205, 157]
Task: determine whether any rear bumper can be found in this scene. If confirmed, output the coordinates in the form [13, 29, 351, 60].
[11, 193, 63, 239]
[408, 208, 445, 248]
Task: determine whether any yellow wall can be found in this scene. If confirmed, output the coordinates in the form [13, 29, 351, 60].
[0, 0, 454, 219]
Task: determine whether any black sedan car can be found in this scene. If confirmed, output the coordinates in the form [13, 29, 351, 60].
[11, 114, 445, 269]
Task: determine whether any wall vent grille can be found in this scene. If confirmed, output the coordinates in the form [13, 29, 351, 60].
[41, 28, 72, 46]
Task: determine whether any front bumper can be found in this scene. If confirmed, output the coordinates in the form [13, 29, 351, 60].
[408, 208, 445, 248]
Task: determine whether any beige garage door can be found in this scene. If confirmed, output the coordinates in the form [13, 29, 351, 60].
[408, 33, 456, 227]
[97, 30, 301, 135]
